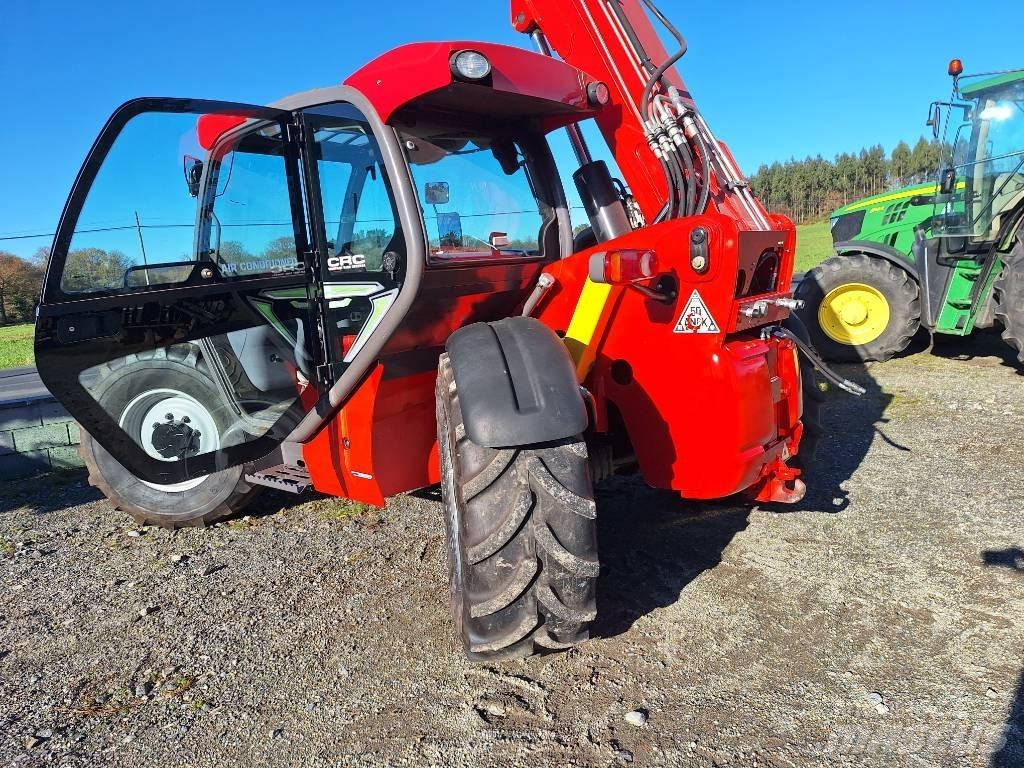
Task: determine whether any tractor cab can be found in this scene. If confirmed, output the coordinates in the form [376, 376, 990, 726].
[915, 67, 1024, 332]
[930, 71, 1024, 243]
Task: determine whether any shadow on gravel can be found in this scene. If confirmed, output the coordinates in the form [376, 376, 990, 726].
[590, 354, 894, 639]
[0, 469, 101, 516]
[786, 358, 892, 515]
[591, 477, 750, 639]
[983, 550, 1024, 766]
[929, 328, 1024, 376]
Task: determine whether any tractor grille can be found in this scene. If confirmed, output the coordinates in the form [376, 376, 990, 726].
[830, 209, 866, 244]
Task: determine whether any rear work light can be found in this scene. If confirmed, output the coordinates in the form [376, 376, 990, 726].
[589, 249, 659, 284]
[587, 81, 611, 107]
[451, 50, 492, 81]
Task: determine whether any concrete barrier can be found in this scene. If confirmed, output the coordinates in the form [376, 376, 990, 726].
[0, 396, 83, 480]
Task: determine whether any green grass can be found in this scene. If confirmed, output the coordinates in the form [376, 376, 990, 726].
[0, 323, 34, 370]
[795, 220, 833, 273]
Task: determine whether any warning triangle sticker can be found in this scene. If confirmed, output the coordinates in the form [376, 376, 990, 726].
[674, 289, 720, 334]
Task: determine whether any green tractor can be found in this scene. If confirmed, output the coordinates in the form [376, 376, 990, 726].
[797, 62, 1024, 364]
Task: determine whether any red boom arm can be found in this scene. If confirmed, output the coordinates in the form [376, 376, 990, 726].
[511, 0, 772, 232]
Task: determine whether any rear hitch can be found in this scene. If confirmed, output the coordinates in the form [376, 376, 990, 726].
[751, 456, 806, 504]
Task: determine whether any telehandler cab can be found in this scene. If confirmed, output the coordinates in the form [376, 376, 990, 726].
[797, 61, 1024, 364]
[35, 0, 849, 659]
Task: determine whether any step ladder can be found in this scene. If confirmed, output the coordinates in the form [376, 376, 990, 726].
[245, 464, 311, 494]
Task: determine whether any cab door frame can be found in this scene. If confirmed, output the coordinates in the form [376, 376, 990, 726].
[36, 97, 317, 485]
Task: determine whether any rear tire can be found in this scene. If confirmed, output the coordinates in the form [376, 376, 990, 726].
[436, 354, 598, 660]
[79, 345, 260, 529]
[796, 253, 920, 362]
[994, 237, 1024, 365]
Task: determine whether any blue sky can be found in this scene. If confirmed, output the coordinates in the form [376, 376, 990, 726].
[2, 0, 1022, 259]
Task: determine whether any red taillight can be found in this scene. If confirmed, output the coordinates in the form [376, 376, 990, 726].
[602, 249, 659, 284]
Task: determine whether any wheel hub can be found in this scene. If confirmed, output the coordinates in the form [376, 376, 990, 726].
[819, 282, 891, 346]
[120, 389, 221, 492]
[150, 415, 201, 459]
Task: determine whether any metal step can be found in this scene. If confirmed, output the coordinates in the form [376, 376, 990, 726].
[245, 464, 311, 494]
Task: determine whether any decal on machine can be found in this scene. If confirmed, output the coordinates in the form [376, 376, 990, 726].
[673, 290, 720, 334]
[327, 253, 367, 272]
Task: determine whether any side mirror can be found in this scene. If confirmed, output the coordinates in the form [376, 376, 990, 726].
[436, 211, 463, 249]
[489, 231, 510, 249]
[939, 168, 957, 195]
[926, 103, 942, 139]
[183, 155, 203, 197]
[424, 181, 449, 205]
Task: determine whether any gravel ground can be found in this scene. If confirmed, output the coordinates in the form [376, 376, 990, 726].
[1, 331, 1022, 767]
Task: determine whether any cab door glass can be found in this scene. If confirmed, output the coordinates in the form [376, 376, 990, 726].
[211, 136, 304, 277]
[60, 113, 303, 294]
[60, 112, 206, 293]
[313, 122, 399, 273]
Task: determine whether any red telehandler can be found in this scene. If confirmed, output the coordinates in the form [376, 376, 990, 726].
[35, 0, 859, 659]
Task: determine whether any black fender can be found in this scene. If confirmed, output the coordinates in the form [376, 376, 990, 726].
[833, 240, 919, 281]
[445, 316, 588, 448]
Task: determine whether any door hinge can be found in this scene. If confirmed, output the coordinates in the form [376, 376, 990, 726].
[286, 121, 304, 143]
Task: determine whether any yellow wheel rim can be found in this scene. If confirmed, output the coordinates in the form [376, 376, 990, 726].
[818, 283, 890, 346]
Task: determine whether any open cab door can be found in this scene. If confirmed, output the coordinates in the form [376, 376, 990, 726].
[35, 98, 317, 486]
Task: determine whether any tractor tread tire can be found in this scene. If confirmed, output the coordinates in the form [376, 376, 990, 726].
[796, 253, 920, 362]
[78, 438, 257, 529]
[77, 345, 260, 530]
[436, 354, 597, 661]
[994, 237, 1024, 366]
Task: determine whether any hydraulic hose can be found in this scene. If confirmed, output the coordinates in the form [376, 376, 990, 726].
[691, 130, 712, 214]
[636, 0, 701, 218]
[677, 138, 697, 216]
[768, 326, 866, 396]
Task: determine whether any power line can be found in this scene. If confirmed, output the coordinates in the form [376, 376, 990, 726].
[0, 206, 591, 244]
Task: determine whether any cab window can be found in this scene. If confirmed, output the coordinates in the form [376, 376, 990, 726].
[401, 125, 550, 261]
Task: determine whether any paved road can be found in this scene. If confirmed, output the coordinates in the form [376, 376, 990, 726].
[0, 366, 48, 403]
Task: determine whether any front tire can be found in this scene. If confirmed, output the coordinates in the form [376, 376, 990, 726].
[436, 354, 598, 660]
[79, 345, 260, 529]
[796, 253, 920, 362]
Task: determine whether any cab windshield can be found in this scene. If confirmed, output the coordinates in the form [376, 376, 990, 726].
[940, 77, 1024, 240]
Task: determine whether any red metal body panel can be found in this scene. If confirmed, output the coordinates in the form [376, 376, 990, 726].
[345, 41, 597, 129]
[304, 258, 546, 504]
[303, 366, 440, 506]
[534, 217, 805, 498]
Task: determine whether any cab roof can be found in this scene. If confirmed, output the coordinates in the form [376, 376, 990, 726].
[960, 70, 1024, 97]
[343, 41, 599, 130]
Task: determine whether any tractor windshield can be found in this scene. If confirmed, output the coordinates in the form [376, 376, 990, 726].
[936, 76, 1024, 241]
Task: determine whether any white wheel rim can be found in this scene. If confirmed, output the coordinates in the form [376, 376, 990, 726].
[120, 388, 220, 492]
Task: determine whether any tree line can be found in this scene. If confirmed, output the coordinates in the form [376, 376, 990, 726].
[0, 248, 47, 325]
[748, 137, 945, 223]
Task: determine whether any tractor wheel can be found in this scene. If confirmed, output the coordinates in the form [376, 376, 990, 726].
[994, 237, 1024, 365]
[78, 345, 260, 529]
[795, 253, 920, 362]
[783, 313, 827, 467]
[435, 353, 598, 660]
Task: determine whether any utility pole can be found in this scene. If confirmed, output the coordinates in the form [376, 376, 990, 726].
[134, 211, 150, 285]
